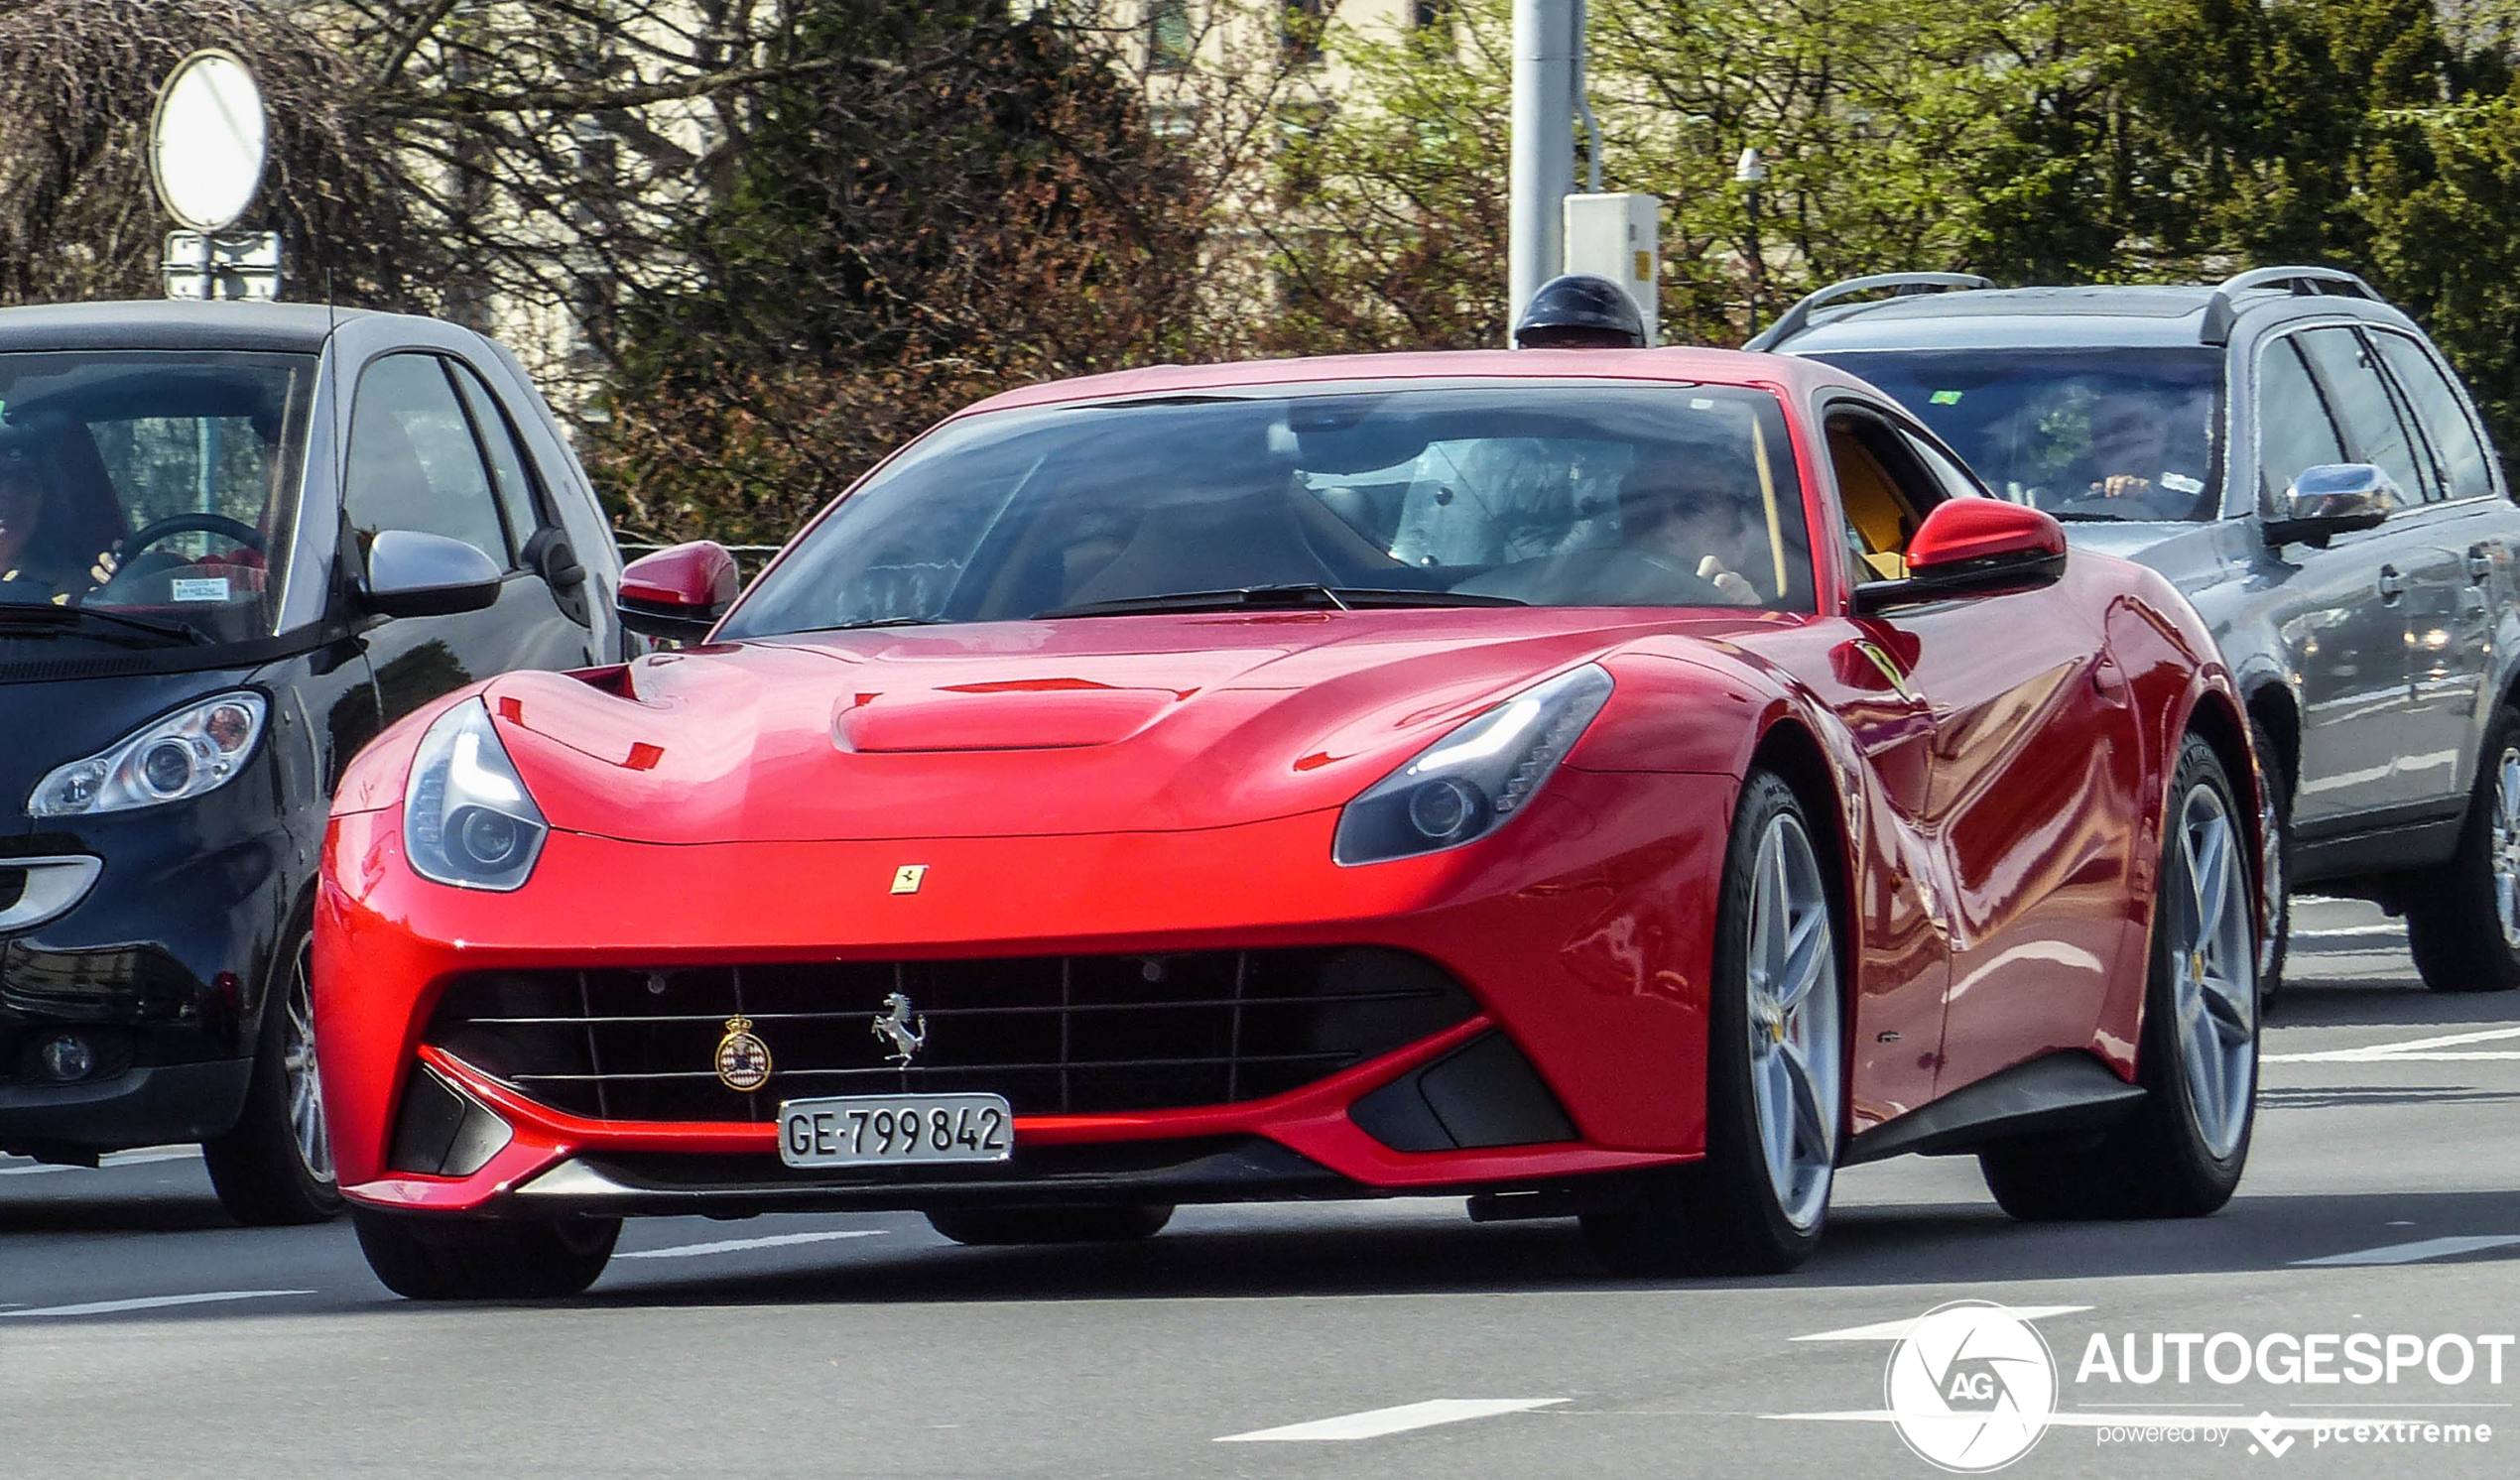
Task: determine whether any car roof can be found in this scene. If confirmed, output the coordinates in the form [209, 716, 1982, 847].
[0, 300, 380, 354]
[1779, 284, 2415, 353]
[958, 346, 1864, 418]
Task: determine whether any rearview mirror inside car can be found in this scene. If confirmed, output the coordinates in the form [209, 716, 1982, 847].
[2265, 463, 2396, 549]
[361, 530, 502, 618]
[1850, 500, 2067, 616]
[618, 540, 739, 640]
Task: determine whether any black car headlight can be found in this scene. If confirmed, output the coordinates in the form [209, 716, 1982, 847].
[1333, 664, 1614, 866]
[403, 699, 549, 892]
[27, 691, 267, 817]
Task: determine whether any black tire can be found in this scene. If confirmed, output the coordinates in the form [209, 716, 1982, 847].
[2406, 708, 2520, 993]
[1581, 769, 1841, 1276]
[203, 923, 342, 1226]
[353, 1209, 620, 1299]
[1981, 732, 2258, 1220]
[2250, 715, 2292, 1005]
[925, 1203, 1174, 1246]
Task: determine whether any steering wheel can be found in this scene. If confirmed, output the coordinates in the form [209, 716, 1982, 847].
[120, 512, 267, 559]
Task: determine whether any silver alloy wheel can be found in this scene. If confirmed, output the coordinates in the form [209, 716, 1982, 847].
[2170, 782, 2258, 1162]
[1743, 811, 1841, 1234]
[279, 938, 334, 1186]
[2492, 746, 2520, 950]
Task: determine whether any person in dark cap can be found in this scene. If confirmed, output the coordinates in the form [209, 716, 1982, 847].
[1514, 273, 1648, 349]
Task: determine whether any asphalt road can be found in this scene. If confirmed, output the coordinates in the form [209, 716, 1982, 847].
[5, 897, 2518, 1478]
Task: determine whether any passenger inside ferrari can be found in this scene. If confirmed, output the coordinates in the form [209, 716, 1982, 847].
[1617, 458, 1765, 605]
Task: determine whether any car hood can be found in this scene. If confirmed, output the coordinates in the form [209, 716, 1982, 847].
[480, 609, 1755, 844]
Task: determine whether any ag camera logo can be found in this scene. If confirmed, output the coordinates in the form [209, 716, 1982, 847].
[1886, 1301, 2058, 1471]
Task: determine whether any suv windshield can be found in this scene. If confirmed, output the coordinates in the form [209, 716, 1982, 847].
[723, 383, 1815, 639]
[0, 350, 316, 644]
[1812, 347, 2224, 521]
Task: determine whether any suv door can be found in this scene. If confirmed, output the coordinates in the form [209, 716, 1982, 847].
[2255, 331, 2420, 829]
[342, 351, 597, 725]
[2293, 326, 2475, 814]
[2369, 328, 2517, 812]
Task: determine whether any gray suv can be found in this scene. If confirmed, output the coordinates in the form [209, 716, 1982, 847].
[1754, 268, 2520, 996]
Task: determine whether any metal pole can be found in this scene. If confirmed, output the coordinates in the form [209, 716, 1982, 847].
[199, 232, 216, 303]
[1509, 0, 1576, 337]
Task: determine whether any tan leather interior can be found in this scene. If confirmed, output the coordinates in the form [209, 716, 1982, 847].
[1827, 425, 1918, 580]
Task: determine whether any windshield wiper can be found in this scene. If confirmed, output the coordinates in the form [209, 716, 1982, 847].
[0, 601, 207, 646]
[1038, 584, 1526, 619]
[817, 615, 946, 632]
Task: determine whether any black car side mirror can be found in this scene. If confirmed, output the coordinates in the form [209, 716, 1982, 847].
[361, 530, 503, 618]
[2264, 463, 2396, 549]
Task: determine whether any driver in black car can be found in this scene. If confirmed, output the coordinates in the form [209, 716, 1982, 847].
[0, 445, 117, 604]
[1619, 458, 1765, 606]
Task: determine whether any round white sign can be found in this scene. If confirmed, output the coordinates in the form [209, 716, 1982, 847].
[1884, 1301, 2057, 1472]
[150, 51, 268, 232]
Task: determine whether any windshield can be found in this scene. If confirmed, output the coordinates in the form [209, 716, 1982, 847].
[1812, 347, 2224, 521]
[0, 350, 316, 643]
[723, 383, 1814, 638]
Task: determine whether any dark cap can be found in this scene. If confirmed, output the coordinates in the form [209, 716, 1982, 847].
[1514, 274, 1647, 349]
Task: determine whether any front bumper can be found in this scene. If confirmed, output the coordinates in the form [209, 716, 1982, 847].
[316, 767, 1731, 1216]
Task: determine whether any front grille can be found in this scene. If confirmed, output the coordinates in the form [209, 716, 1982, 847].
[425, 947, 1476, 1123]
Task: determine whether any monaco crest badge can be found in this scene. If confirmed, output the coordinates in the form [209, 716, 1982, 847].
[714, 1016, 774, 1092]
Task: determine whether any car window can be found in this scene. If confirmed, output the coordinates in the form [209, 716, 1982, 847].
[2371, 332, 2497, 502]
[447, 361, 546, 550]
[2256, 337, 2350, 508]
[1826, 415, 1934, 584]
[344, 353, 515, 566]
[1809, 346, 2220, 522]
[0, 349, 315, 643]
[1901, 431, 1986, 504]
[2295, 328, 2428, 505]
[718, 383, 1818, 635]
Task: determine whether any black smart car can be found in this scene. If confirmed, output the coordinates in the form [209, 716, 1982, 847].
[1, 302, 625, 1223]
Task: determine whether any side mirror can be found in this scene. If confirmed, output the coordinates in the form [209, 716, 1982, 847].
[618, 540, 738, 641]
[361, 530, 502, 618]
[2265, 463, 2395, 548]
[1850, 500, 2067, 616]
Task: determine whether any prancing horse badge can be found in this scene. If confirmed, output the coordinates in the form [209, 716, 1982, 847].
[890, 864, 928, 895]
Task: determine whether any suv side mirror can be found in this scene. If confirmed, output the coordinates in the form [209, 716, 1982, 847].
[2265, 463, 2396, 548]
[1850, 500, 2067, 616]
[361, 530, 502, 618]
[619, 541, 739, 640]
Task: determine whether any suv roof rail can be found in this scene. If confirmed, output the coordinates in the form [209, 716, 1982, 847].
[2201, 265, 2379, 345]
[1744, 272, 1994, 351]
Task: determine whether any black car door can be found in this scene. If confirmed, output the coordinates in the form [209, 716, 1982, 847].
[341, 350, 596, 726]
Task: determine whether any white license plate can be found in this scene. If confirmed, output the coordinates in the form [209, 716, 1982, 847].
[777, 1093, 1014, 1169]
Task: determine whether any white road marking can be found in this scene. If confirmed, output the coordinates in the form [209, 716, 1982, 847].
[1792, 1305, 2090, 1342]
[616, 1229, 886, 1261]
[0, 1290, 314, 1319]
[2265, 1025, 2520, 1064]
[0, 1149, 198, 1176]
[1216, 1398, 1568, 1442]
[2292, 1235, 2520, 1267]
[2289, 925, 2404, 941]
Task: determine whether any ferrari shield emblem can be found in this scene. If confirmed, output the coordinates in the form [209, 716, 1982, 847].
[890, 864, 928, 895]
[715, 1016, 774, 1092]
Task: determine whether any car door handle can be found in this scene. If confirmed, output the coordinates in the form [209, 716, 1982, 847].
[2377, 565, 2405, 603]
[2469, 544, 2497, 583]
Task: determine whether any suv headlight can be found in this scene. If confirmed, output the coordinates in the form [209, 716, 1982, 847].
[404, 699, 549, 891]
[29, 691, 267, 817]
[1332, 664, 1614, 866]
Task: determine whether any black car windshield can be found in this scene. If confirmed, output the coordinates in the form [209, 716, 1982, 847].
[1812, 347, 2224, 521]
[0, 350, 316, 643]
[722, 382, 1816, 638]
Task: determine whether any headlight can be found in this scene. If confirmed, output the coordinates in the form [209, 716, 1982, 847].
[404, 699, 549, 892]
[1332, 664, 1614, 866]
[28, 691, 267, 816]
